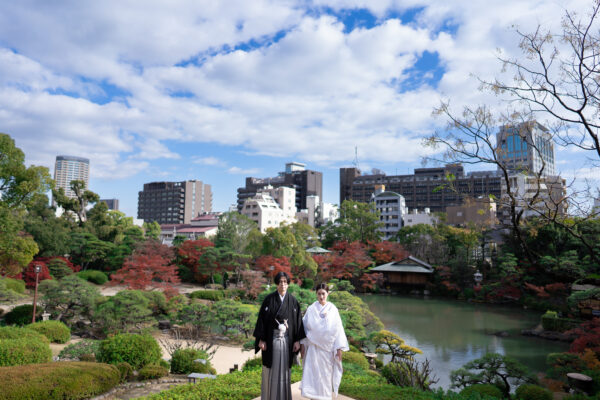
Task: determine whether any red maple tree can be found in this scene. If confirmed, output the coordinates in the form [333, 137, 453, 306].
[177, 239, 215, 282]
[315, 241, 373, 289]
[18, 260, 52, 288]
[110, 241, 180, 295]
[567, 318, 600, 357]
[254, 255, 292, 282]
[368, 241, 410, 264]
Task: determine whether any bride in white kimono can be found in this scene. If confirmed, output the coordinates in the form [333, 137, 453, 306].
[300, 283, 349, 400]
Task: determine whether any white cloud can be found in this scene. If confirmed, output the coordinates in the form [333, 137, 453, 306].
[194, 156, 226, 166]
[0, 0, 592, 185]
[228, 166, 261, 174]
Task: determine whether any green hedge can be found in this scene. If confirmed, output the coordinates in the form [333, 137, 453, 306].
[515, 384, 552, 400]
[0, 338, 52, 366]
[460, 384, 503, 399]
[28, 320, 71, 343]
[98, 333, 162, 370]
[3, 304, 40, 326]
[189, 290, 224, 301]
[138, 364, 169, 380]
[77, 270, 108, 285]
[116, 361, 133, 382]
[540, 312, 579, 332]
[0, 326, 48, 343]
[170, 348, 216, 374]
[342, 351, 370, 371]
[0, 361, 120, 400]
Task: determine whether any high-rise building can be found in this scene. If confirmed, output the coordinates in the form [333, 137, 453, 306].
[100, 198, 119, 211]
[340, 165, 501, 214]
[372, 185, 406, 240]
[54, 155, 90, 198]
[237, 162, 322, 212]
[137, 180, 212, 224]
[497, 121, 555, 176]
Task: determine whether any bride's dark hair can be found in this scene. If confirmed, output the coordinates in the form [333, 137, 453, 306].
[315, 283, 329, 292]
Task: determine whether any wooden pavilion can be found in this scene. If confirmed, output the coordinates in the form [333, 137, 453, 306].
[370, 256, 434, 287]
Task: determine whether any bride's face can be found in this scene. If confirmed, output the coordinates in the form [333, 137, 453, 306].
[317, 289, 328, 305]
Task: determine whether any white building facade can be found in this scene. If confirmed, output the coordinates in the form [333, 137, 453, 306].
[372, 185, 406, 240]
[54, 155, 90, 198]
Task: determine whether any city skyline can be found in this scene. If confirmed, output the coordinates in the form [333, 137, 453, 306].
[0, 1, 597, 217]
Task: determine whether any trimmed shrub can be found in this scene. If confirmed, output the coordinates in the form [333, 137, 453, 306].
[0, 361, 120, 400]
[58, 339, 100, 360]
[171, 348, 216, 374]
[77, 270, 108, 285]
[3, 278, 25, 294]
[3, 304, 41, 326]
[0, 326, 48, 343]
[460, 384, 503, 399]
[189, 289, 224, 301]
[0, 337, 52, 366]
[242, 356, 263, 371]
[98, 333, 161, 370]
[28, 320, 71, 343]
[541, 311, 578, 332]
[116, 361, 133, 382]
[342, 351, 370, 371]
[212, 274, 223, 284]
[138, 364, 169, 380]
[515, 384, 552, 400]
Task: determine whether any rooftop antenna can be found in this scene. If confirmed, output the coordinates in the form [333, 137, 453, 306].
[353, 146, 360, 171]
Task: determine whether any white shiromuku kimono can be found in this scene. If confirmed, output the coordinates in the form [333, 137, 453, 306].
[300, 301, 349, 400]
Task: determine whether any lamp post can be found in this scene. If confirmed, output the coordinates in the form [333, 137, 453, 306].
[32, 264, 42, 323]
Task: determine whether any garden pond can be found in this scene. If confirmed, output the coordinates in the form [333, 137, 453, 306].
[360, 294, 570, 389]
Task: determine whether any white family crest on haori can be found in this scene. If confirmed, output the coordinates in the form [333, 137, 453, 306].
[300, 301, 349, 400]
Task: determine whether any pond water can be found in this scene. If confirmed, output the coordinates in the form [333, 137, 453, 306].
[359, 294, 569, 389]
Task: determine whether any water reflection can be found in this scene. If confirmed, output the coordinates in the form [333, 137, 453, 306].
[359, 294, 569, 389]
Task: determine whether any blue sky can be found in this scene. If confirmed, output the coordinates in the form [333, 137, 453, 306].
[0, 0, 596, 217]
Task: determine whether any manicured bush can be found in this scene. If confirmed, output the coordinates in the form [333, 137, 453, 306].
[98, 333, 162, 370]
[77, 270, 108, 285]
[0, 326, 48, 343]
[541, 311, 579, 332]
[242, 356, 263, 371]
[116, 361, 133, 382]
[3, 304, 40, 326]
[0, 361, 120, 400]
[138, 364, 169, 380]
[342, 351, 370, 371]
[189, 289, 224, 301]
[170, 348, 216, 374]
[459, 384, 503, 399]
[515, 384, 553, 400]
[58, 339, 101, 360]
[0, 280, 26, 304]
[0, 337, 52, 366]
[3, 278, 25, 294]
[212, 274, 223, 284]
[28, 320, 71, 343]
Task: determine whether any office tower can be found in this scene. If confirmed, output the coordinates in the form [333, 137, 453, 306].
[137, 180, 212, 224]
[497, 121, 555, 176]
[54, 155, 90, 198]
[340, 164, 501, 214]
[100, 199, 119, 211]
[237, 162, 322, 212]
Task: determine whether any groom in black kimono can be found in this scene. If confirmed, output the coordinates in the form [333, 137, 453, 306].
[253, 271, 305, 400]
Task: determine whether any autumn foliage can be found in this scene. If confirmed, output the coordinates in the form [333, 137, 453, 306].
[19, 260, 52, 288]
[177, 239, 215, 283]
[110, 240, 180, 295]
[567, 318, 600, 357]
[254, 255, 292, 282]
[313, 241, 373, 288]
[368, 241, 409, 264]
